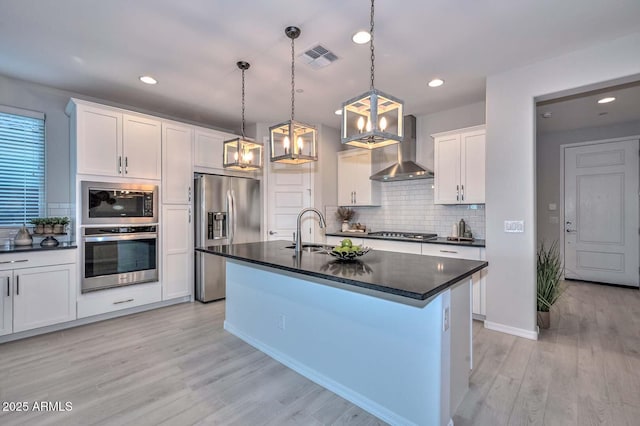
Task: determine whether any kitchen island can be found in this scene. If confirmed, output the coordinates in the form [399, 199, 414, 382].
[197, 241, 488, 426]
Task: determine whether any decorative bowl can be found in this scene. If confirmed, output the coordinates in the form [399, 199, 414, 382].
[327, 247, 371, 260]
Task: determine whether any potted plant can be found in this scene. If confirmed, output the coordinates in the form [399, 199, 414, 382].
[537, 241, 565, 329]
[336, 207, 356, 232]
[29, 218, 45, 234]
[43, 217, 55, 234]
[53, 217, 70, 234]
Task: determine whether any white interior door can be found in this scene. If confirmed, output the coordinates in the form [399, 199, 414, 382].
[564, 139, 639, 287]
[265, 151, 312, 242]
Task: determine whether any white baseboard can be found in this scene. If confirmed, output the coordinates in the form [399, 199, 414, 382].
[0, 297, 191, 344]
[224, 321, 417, 426]
[484, 320, 538, 341]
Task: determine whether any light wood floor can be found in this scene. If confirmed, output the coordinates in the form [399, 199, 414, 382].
[1, 280, 638, 425]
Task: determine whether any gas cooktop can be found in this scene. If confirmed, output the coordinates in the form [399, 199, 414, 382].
[367, 231, 438, 241]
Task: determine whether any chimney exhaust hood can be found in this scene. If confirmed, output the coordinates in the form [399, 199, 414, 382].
[369, 115, 434, 182]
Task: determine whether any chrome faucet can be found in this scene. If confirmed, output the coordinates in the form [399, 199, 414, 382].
[295, 208, 326, 256]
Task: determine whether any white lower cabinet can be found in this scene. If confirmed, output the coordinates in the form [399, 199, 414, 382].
[162, 205, 193, 300]
[422, 244, 487, 318]
[0, 250, 77, 336]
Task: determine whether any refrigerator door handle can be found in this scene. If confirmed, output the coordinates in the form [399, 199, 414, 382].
[227, 189, 234, 243]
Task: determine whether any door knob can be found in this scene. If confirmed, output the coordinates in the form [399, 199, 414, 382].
[269, 230, 277, 235]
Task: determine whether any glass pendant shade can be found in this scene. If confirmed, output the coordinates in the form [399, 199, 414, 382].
[223, 137, 263, 170]
[269, 120, 317, 164]
[341, 89, 403, 149]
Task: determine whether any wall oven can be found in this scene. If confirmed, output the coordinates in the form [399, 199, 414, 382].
[81, 181, 157, 225]
[81, 225, 158, 293]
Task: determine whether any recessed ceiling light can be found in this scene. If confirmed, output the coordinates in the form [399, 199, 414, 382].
[335, 109, 342, 115]
[597, 96, 615, 104]
[428, 78, 444, 88]
[352, 31, 371, 44]
[139, 75, 157, 85]
[541, 111, 552, 119]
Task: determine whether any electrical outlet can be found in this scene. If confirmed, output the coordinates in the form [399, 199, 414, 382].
[504, 220, 525, 233]
[443, 307, 450, 332]
[278, 314, 286, 331]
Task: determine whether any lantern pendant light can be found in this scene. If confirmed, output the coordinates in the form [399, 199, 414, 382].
[341, 0, 404, 149]
[223, 61, 263, 171]
[270, 26, 318, 164]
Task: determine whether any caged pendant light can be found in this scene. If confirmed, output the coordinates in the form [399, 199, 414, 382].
[269, 26, 318, 164]
[340, 0, 404, 149]
[223, 61, 263, 171]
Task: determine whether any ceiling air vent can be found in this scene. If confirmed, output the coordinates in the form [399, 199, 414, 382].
[300, 44, 339, 70]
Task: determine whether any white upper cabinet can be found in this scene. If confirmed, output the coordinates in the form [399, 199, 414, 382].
[194, 127, 228, 171]
[68, 99, 162, 180]
[162, 122, 194, 204]
[337, 149, 381, 206]
[433, 126, 485, 205]
[122, 113, 162, 179]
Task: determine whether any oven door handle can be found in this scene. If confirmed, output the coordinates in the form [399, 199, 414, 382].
[83, 233, 157, 243]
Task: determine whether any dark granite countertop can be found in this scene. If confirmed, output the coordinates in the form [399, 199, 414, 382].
[0, 242, 77, 254]
[326, 232, 486, 248]
[197, 241, 488, 301]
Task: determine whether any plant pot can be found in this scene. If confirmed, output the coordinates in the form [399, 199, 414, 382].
[537, 311, 550, 329]
[43, 224, 53, 234]
[34, 224, 44, 234]
[53, 224, 65, 234]
[341, 221, 350, 232]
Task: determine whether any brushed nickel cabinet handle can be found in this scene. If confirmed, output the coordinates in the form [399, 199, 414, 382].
[456, 185, 460, 202]
[0, 259, 28, 265]
[113, 298, 134, 305]
[125, 157, 129, 174]
[16, 275, 19, 295]
[118, 156, 122, 174]
[461, 184, 464, 201]
[440, 249, 458, 254]
[6, 277, 9, 297]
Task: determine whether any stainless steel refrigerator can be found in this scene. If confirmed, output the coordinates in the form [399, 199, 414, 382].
[194, 173, 261, 302]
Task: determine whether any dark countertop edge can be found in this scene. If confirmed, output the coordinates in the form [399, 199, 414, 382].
[196, 247, 488, 301]
[325, 232, 486, 248]
[0, 244, 78, 254]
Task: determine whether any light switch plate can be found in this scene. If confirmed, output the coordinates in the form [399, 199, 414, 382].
[504, 220, 525, 233]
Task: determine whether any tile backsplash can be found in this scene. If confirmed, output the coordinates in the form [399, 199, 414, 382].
[0, 202, 75, 246]
[326, 180, 486, 239]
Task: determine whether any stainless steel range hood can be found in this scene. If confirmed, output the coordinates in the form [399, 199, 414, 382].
[370, 115, 433, 182]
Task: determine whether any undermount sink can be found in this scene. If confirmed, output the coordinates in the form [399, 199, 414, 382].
[284, 243, 330, 253]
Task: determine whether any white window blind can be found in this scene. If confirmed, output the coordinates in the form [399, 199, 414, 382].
[0, 109, 45, 226]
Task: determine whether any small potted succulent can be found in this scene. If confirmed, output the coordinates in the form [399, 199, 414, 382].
[43, 217, 55, 234]
[29, 218, 45, 234]
[336, 207, 356, 232]
[53, 217, 70, 234]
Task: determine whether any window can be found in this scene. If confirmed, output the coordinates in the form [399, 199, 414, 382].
[0, 106, 45, 226]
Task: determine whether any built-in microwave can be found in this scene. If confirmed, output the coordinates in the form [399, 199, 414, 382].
[81, 181, 157, 225]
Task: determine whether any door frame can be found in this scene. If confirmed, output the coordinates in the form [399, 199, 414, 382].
[559, 135, 640, 279]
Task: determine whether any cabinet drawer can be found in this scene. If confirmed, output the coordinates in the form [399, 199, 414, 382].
[0, 249, 76, 271]
[77, 282, 161, 318]
[421, 244, 481, 260]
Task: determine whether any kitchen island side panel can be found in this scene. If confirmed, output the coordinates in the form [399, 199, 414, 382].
[223, 260, 452, 426]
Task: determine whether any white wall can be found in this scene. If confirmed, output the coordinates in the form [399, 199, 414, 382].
[536, 120, 640, 245]
[485, 32, 640, 338]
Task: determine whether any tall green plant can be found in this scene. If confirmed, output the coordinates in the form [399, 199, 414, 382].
[537, 241, 565, 312]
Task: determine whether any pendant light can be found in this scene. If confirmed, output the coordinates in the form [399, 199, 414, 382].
[270, 26, 318, 164]
[340, 0, 404, 149]
[223, 61, 263, 171]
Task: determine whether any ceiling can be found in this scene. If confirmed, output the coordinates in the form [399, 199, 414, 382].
[537, 81, 640, 134]
[1, 0, 639, 133]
